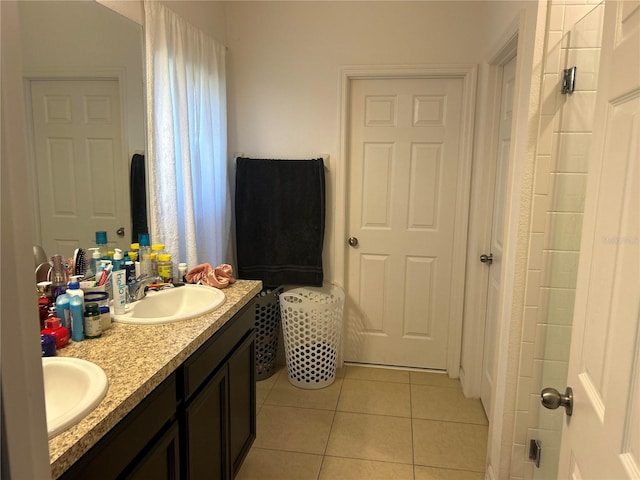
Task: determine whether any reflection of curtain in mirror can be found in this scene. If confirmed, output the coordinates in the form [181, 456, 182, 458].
[144, 0, 229, 269]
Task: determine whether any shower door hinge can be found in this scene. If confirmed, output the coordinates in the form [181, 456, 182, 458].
[529, 439, 542, 468]
[562, 66, 577, 94]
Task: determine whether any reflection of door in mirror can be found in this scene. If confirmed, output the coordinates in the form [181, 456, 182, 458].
[29, 79, 130, 259]
[18, 0, 145, 260]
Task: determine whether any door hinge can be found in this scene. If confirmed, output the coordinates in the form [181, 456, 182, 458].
[561, 66, 577, 94]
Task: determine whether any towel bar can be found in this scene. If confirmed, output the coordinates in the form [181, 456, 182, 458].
[233, 153, 330, 170]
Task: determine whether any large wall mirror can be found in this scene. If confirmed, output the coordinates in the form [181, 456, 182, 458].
[19, 0, 145, 261]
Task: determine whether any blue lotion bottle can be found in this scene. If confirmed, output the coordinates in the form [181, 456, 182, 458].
[70, 296, 84, 341]
[55, 293, 71, 330]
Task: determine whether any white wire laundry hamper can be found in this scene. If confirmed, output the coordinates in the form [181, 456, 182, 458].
[279, 284, 345, 389]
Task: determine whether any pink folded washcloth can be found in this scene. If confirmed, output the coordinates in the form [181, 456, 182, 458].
[185, 263, 236, 289]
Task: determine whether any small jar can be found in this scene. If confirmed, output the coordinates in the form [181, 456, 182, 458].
[129, 243, 139, 262]
[41, 334, 56, 357]
[177, 262, 187, 283]
[99, 305, 111, 331]
[157, 253, 173, 283]
[84, 303, 102, 338]
[151, 244, 165, 277]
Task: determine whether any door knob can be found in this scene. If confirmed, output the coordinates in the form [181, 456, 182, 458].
[480, 253, 493, 264]
[348, 237, 359, 247]
[540, 386, 573, 416]
[116, 227, 125, 237]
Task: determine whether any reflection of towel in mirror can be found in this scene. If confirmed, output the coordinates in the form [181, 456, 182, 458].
[235, 158, 325, 288]
[130, 154, 148, 243]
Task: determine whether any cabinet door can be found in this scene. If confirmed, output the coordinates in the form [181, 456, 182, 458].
[228, 332, 256, 477]
[185, 366, 229, 480]
[125, 422, 180, 480]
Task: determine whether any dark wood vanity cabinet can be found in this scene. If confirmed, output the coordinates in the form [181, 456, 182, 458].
[181, 302, 256, 480]
[59, 300, 256, 480]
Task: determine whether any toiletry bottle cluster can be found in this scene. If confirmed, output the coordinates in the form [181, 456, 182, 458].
[38, 231, 187, 356]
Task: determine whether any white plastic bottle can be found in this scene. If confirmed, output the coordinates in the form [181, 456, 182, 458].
[177, 262, 187, 283]
[87, 248, 100, 278]
[138, 233, 153, 277]
[112, 248, 124, 271]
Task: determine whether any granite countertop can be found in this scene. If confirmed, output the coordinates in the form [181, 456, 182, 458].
[49, 279, 262, 479]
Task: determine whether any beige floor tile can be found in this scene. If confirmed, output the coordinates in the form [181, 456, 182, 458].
[254, 405, 334, 455]
[414, 465, 484, 480]
[345, 365, 410, 383]
[256, 367, 282, 408]
[337, 378, 411, 417]
[410, 371, 461, 389]
[413, 419, 488, 472]
[326, 412, 413, 464]
[319, 456, 414, 480]
[236, 447, 322, 480]
[266, 372, 343, 410]
[411, 385, 488, 425]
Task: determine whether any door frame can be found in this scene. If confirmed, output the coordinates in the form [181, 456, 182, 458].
[335, 64, 478, 376]
[23, 66, 132, 248]
[460, 29, 519, 401]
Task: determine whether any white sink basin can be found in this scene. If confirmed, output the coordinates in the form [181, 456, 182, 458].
[113, 284, 226, 325]
[42, 357, 108, 439]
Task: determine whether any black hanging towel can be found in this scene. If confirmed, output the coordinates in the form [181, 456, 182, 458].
[130, 153, 148, 243]
[235, 157, 325, 288]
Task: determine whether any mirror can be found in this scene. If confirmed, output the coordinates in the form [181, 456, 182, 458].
[18, 0, 145, 260]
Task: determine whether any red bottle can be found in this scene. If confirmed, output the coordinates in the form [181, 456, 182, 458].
[41, 317, 70, 349]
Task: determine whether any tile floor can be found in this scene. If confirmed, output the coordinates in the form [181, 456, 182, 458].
[237, 365, 488, 480]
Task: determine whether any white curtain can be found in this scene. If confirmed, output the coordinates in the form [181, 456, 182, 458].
[144, 1, 230, 270]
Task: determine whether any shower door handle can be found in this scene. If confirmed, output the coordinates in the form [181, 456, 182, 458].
[540, 386, 573, 416]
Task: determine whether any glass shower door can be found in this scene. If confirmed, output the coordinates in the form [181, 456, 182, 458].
[531, 3, 605, 479]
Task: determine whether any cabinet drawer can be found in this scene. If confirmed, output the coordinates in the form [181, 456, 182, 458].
[181, 301, 255, 401]
[60, 373, 178, 480]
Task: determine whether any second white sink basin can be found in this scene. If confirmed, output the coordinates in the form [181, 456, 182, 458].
[113, 284, 226, 325]
[42, 357, 108, 439]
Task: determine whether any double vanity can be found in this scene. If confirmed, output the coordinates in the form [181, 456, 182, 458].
[48, 280, 262, 479]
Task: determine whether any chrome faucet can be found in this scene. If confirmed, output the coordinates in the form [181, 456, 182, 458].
[128, 275, 163, 302]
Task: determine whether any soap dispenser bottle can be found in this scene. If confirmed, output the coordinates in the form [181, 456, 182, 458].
[112, 248, 124, 271]
[96, 231, 108, 259]
[87, 247, 101, 278]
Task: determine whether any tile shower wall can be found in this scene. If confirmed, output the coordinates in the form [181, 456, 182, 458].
[510, 1, 604, 479]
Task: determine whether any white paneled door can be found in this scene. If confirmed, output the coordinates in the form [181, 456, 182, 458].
[345, 77, 465, 369]
[558, 1, 640, 478]
[481, 55, 516, 417]
[30, 79, 130, 258]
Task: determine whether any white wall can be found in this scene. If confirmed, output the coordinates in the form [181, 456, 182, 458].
[224, 0, 495, 283]
[162, 0, 227, 45]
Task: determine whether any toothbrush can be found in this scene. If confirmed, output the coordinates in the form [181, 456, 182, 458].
[97, 264, 113, 286]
